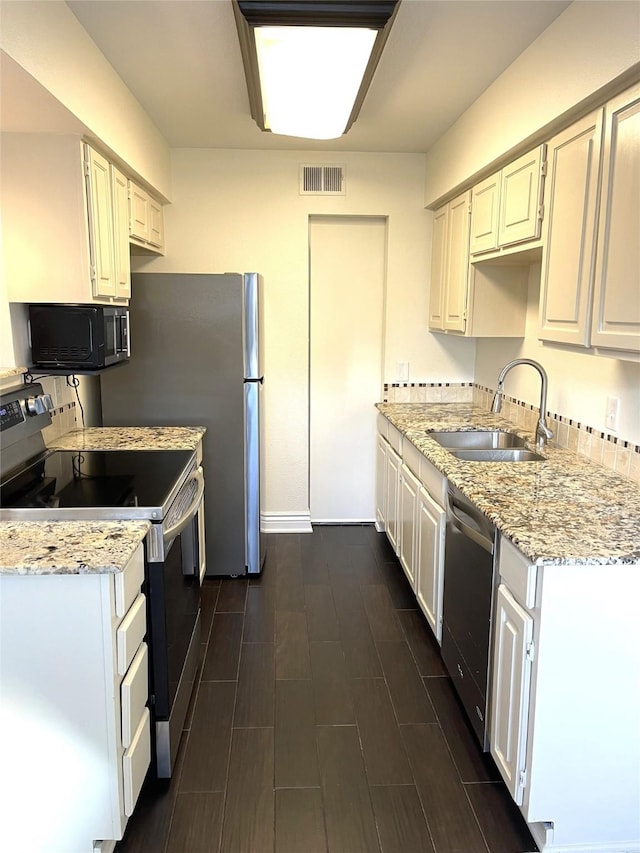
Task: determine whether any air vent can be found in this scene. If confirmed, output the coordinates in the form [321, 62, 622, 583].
[300, 164, 346, 195]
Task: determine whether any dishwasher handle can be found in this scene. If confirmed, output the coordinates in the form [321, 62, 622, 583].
[447, 490, 495, 555]
[163, 467, 205, 546]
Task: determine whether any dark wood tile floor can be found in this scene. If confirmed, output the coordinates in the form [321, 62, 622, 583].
[117, 525, 539, 853]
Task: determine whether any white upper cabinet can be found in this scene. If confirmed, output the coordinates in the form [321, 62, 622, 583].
[429, 191, 471, 334]
[590, 82, 640, 353]
[111, 165, 132, 301]
[85, 146, 117, 299]
[470, 146, 546, 258]
[129, 179, 165, 254]
[538, 109, 604, 346]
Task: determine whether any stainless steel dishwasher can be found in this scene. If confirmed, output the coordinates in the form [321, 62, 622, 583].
[441, 484, 497, 749]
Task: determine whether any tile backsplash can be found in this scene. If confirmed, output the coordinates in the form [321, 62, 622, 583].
[383, 381, 640, 483]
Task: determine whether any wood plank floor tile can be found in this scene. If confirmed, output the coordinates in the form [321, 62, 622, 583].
[369, 785, 436, 853]
[351, 678, 413, 785]
[304, 584, 340, 641]
[361, 584, 405, 642]
[243, 584, 276, 642]
[220, 727, 274, 853]
[275, 680, 320, 788]
[401, 724, 489, 853]
[300, 535, 330, 584]
[201, 612, 243, 681]
[309, 641, 355, 724]
[215, 578, 247, 613]
[199, 579, 220, 643]
[317, 725, 381, 853]
[376, 642, 437, 724]
[379, 560, 419, 609]
[426, 676, 501, 783]
[233, 642, 275, 727]
[465, 782, 538, 853]
[276, 610, 311, 679]
[398, 609, 447, 676]
[179, 681, 235, 793]
[334, 588, 383, 677]
[165, 792, 224, 853]
[276, 561, 306, 611]
[275, 788, 327, 853]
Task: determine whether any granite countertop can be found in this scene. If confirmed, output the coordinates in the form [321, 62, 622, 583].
[0, 367, 27, 381]
[377, 402, 640, 566]
[0, 521, 150, 575]
[49, 426, 206, 451]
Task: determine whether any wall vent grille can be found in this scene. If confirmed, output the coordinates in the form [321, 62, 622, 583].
[300, 164, 346, 195]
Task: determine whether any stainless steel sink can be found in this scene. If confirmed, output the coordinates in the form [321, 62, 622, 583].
[448, 448, 545, 462]
[428, 430, 528, 449]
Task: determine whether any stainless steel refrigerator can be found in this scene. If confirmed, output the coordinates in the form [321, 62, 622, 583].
[100, 272, 265, 576]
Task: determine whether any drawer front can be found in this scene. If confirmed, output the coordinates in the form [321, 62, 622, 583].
[117, 593, 146, 676]
[121, 642, 149, 749]
[114, 544, 145, 618]
[123, 707, 151, 817]
[377, 413, 389, 440]
[403, 440, 421, 478]
[388, 423, 403, 454]
[419, 455, 447, 507]
[499, 536, 537, 609]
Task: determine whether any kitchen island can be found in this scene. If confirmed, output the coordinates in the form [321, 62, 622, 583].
[376, 402, 640, 853]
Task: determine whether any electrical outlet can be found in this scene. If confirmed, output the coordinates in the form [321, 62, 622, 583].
[397, 361, 409, 382]
[605, 396, 620, 432]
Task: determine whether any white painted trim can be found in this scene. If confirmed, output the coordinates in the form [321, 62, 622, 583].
[94, 841, 116, 853]
[260, 511, 312, 533]
[312, 518, 377, 525]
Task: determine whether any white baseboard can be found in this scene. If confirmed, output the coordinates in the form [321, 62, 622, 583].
[260, 511, 313, 533]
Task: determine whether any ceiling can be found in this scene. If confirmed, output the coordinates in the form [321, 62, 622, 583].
[61, 0, 571, 154]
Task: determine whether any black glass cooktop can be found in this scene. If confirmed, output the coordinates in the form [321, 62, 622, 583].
[0, 449, 193, 515]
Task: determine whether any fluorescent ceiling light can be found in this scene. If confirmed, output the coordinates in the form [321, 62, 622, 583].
[234, 1, 400, 140]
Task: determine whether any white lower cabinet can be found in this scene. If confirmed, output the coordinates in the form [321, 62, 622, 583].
[415, 484, 445, 642]
[398, 462, 420, 587]
[375, 431, 388, 531]
[385, 444, 401, 554]
[0, 543, 150, 853]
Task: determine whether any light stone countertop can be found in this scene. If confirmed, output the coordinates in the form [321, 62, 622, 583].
[0, 520, 151, 574]
[49, 425, 206, 451]
[0, 367, 27, 380]
[377, 402, 640, 566]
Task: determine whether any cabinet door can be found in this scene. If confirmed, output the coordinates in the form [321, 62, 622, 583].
[129, 181, 150, 242]
[385, 446, 401, 554]
[85, 146, 116, 299]
[398, 463, 419, 588]
[469, 172, 500, 255]
[490, 584, 534, 806]
[498, 145, 545, 247]
[428, 205, 448, 330]
[591, 83, 640, 353]
[111, 166, 132, 300]
[538, 110, 604, 346]
[444, 191, 471, 332]
[415, 486, 445, 642]
[376, 433, 388, 530]
[148, 197, 164, 249]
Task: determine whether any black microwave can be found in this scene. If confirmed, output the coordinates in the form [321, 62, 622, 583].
[28, 304, 130, 370]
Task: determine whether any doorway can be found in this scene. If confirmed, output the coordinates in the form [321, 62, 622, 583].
[309, 215, 386, 522]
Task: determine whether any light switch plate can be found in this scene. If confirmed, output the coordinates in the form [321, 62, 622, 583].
[605, 396, 620, 432]
[396, 362, 409, 382]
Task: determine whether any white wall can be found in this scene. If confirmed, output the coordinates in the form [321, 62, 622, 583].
[130, 148, 475, 517]
[0, 0, 171, 199]
[424, 1, 640, 206]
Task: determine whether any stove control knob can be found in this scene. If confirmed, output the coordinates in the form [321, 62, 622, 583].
[42, 394, 54, 411]
[25, 395, 46, 416]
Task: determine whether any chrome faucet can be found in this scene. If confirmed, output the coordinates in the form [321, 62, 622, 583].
[491, 358, 553, 449]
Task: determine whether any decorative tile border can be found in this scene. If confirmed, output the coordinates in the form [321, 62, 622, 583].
[382, 381, 639, 482]
[42, 402, 77, 447]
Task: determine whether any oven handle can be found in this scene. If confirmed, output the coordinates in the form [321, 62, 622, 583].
[447, 491, 494, 555]
[163, 467, 205, 546]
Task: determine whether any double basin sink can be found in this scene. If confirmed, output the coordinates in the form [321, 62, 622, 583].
[428, 430, 545, 462]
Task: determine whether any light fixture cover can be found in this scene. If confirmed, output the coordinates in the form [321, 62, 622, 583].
[233, 1, 400, 140]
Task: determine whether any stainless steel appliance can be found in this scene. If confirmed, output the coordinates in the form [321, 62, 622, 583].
[28, 303, 130, 370]
[441, 484, 497, 749]
[100, 272, 266, 576]
[0, 382, 203, 778]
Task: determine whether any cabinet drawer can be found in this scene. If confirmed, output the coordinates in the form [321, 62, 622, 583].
[419, 455, 447, 507]
[123, 707, 151, 817]
[117, 593, 146, 676]
[377, 413, 389, 440]
[388, 423, 403, 454]
[499, 537, 537, 609]
[114, 545, 145, 618]
[403, 440, 421, 478]
[121, 642, 149, 749]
